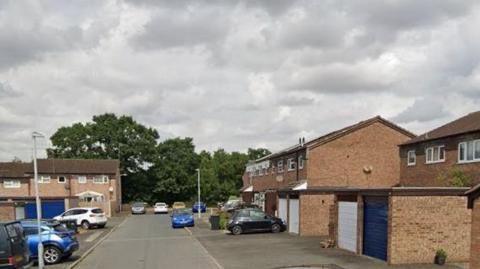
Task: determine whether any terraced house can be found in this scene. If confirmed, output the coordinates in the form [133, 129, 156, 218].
[0, 159, 121, 220]
[241, 116, 415, 237]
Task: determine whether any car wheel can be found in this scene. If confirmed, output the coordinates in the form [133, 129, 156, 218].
[81, 220, 90, 230]
[271, 223, 281, 233]
[231, 225, 242, 235]
[44, 246, 62, 264]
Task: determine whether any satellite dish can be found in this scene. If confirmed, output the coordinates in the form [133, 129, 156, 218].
[363, 166, 373, 174]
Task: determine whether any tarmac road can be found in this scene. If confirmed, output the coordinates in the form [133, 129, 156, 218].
[75, 214, 220, 269]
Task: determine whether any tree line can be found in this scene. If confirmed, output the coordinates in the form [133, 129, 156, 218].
[47, 113, 270, 205]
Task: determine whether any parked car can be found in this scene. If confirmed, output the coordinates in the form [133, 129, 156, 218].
[226, 209, 286, 235]
[154, 202, 168, 214]
[21, 222, 79, 264]
[53, 207, 107, 229]
[222, 200, 241, 212]
[20, 220, 75, 237]
[171, 209, 194, 228]
[0, 221, 30, 269]
[172, 202, 186, 209]
[131, 202, 146, 214]
[192, 202, 207, 213]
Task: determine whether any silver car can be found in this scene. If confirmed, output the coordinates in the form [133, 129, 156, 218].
[131, 202, 146, 214]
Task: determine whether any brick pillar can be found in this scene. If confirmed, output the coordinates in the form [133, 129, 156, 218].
[472, 199, 480, 269]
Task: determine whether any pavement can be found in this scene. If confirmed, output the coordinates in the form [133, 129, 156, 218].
[31, 216, 126, 269]
[70, 213, 469, 269]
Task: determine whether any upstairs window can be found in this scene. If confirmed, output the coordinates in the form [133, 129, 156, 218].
[39, 175, 51, 183]
[425, 146, 445, 164]
[3, 180, 20, 188]
[58, 176, 66, 184]
[287, 158, 296, 171]
[459, 140, 480, 163]
[259, 167, 264, 176]
[277, 160, 284, 173]
[407, 150, 416, 166]
[93, 175, 109, 184]
[298, 156, 304, 169]
[78, 175, 87, 184]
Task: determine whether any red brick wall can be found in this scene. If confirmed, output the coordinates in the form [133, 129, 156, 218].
[472, 198, 480, 269]
[0, 203, 15, 221]
[389, 196, 471, 264]
[241, 192, 253, 205]
[0, 179, 29, 196]
[299, 193, 334, 236]
[400, 133, 480, 187]
[307, 122, 411, 188]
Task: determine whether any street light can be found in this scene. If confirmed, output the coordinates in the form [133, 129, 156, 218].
[196, 168, 201, 219]
[32, 131, 44, 269]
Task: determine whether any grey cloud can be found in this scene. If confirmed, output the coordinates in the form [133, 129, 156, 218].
[0, 82, 21, 98]
[392, 98, 451, 123]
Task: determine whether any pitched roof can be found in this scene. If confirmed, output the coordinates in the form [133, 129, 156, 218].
[306, 116, 415, 149]
[0, 159, 119, 177]
[402, 111, 480, 145]
[252, 116, 414, 162]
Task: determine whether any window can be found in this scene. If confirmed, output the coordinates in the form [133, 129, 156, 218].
[259, 167, 264, 176]
[3, 180, 20, 188]
[407, 150, 416, 166]
[264, 168, 268, 175]
[78, 175, 87, 184]
[459, 140, 480, 163]
[425, 146, 445, 164]
[93, 175, 108, 184]
[277, 160, 284, 173]
[287, 158, 296, 171]
[298, 156, 304, 169]
[58, 176, 66, 184]
[39, 175, 50, 183]
[250, 210, 266, 220]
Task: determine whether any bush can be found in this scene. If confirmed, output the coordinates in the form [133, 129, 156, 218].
[436, 249, 447, 258]
[219, 212, 229, 230]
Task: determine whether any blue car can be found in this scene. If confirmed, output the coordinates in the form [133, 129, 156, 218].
[192, 202, 207, 213]
[171, 209, 195, 228]
[21, 222, 79, 264]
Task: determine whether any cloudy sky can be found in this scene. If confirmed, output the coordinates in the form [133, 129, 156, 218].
[1, 0, 480, 161]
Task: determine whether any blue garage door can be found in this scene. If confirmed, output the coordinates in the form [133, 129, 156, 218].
[25, 200, 65, 219]
[363, 197, 388, 261]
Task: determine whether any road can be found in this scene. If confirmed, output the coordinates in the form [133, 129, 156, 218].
[75, 214, 220, 269]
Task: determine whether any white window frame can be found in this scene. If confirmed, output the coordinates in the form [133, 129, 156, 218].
[458, 140, 480, 163]
[58, 175, 66, 184]
[277, 160, 284, 173]
[287, 158, 296, 171]
[93, 175, 109, 184]
[298, 156, 304, 169]
[39, 175, 51, 184]
[407, 150, 416, 166]
[425, 145, 445, 164]
[259, 167, 264, 176]
[3, 179, 21, 188]
[78, 175, 87, 184]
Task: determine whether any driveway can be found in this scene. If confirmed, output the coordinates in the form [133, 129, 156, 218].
[192, 220, 467, 269]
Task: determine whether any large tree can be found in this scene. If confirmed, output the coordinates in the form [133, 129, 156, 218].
[47, 113, 159, 201]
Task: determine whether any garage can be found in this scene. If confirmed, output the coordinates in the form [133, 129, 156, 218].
[288, 196, 299, 234]
[363, 196, 388, 261]
[338, 201, 358, 252]
[278, 196, 287, 222]
[25, 200, 65, 219]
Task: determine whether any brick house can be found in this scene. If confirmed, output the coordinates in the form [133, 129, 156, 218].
[0, 159, 121, 220]
[399, 111, 480, 187]
[242, 116, 415, 236]
[467, 184, 480, 269]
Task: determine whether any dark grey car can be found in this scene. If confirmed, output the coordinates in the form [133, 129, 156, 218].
[0, 221, 31, 268]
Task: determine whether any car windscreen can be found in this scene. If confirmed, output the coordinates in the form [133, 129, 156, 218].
[173, 209, 192, 215]
[92, 208, 104, 214]
[132, 203, 144, 207]
[156, 203, 166, 206]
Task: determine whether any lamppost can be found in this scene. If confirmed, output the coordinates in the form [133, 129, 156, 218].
[32, 131, 44, 269]
[196, 168, 201, 219]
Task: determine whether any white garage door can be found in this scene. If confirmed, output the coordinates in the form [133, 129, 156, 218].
[278, 198, 287, 222]
[338, 201, 358, 252]
[288, 199, 299, 234]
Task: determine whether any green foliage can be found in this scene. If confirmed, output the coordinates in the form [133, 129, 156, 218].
[436, 249, 447, 258]
[247, 148, 271, 160]
[437, 166, 473, 187]
[47, 113, 270, 205]
[219, 211, 229, 230]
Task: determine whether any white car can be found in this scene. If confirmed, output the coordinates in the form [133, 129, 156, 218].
[54, 207, 107, 229]
[154, 202, 169, 214]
